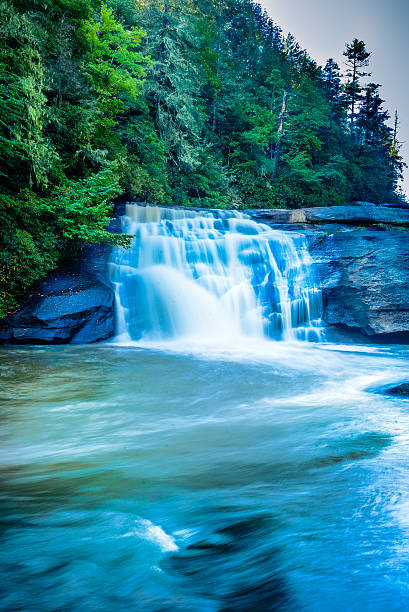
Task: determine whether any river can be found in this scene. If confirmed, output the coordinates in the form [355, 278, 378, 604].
[1, 342, 409, 611]
[1, 206, 409, 611]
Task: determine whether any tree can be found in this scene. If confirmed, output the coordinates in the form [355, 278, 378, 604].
[0, 1, 56, 189]
[357, 82, 389, 145]
[141, 0, 204, 169]
[322, 58, 344, 113]
[343, 38, 371, 130]
[81, 4, 149, 144]
[387, 110, 406, 196]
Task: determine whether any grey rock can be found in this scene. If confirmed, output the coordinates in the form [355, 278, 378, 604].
[250, 205, 409, 227]
[249, 206, 409, 342]
[0, 272, 115, 345]
[312, 229, 409, 341]
[380, 202, 409, 210]
[349, 201, 378, 207]
[0, 201, 126, 345]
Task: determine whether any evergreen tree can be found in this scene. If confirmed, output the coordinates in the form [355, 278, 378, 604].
[322, 58, 344, 118]
[357, 83, 389, 146]
[343, 38, 371, 129]
[389, 110, 406, 195]
[355, 84, 405, 200]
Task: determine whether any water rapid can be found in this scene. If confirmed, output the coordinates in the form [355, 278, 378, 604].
[108, 204, 322, 346]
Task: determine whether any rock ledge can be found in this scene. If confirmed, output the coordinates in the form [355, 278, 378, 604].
[0, 271, 115, 345]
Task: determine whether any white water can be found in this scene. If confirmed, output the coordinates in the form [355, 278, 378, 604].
[108, 204, 323, 345]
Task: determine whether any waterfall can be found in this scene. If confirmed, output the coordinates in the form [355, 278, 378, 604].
[108, 204, 323, 345]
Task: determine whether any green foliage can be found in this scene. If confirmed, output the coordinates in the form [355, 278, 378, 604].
[0, 1, 55, 189]
[0, 168, 128, 317]
[81, 4, 148, 102]
[0, 0, 146, 317]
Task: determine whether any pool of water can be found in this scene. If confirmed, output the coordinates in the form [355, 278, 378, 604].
[1, 342, 409, 611]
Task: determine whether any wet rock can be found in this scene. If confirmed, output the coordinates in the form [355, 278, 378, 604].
[380, 202, 409, 210]
[0, 272, 115, 345]
[383, 383, 409, 397]
[0, 201, 127, 345]
[349, 201, 378, 207]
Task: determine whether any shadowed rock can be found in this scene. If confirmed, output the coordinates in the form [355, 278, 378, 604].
[313, 229, 409, 341]
[164, 515, 292, 611]
[0, 204, 125, 345]
[383, 383, 409, 397]
[0, 272, 115, 345]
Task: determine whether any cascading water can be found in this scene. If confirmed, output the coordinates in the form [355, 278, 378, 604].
[108, 204, 323, 345]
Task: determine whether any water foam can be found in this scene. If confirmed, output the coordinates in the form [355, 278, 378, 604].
[109, 204, 323, 346]
[122, 519, 178, 552]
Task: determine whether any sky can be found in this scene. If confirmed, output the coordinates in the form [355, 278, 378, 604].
[259, 0, 409, 197]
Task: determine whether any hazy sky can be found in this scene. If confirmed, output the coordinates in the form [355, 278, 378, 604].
[259, 0, 409, 196]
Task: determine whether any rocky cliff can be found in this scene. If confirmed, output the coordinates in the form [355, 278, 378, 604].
[0, 272, 114, 344]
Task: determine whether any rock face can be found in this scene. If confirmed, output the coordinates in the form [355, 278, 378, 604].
[249, 205, 409, 342]
[0, 272, 115, 344]
[250, 205, 409, 227]
[312, 229, 409, 342]
[0, 203, 127, 345]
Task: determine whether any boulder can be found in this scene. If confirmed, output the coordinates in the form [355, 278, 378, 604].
[0, 201, 126, 345]
[383, 383, 409, 397]
[383, 383, 409, 399]
[0, 272, 115, 344]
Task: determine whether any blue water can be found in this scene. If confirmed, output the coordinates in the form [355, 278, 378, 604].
[2, 342, 409, 611]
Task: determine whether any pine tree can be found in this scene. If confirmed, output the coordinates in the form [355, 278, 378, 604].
[0, 1, 56, 189]
[388, 110, 406, 196]
[141, 0, 204, 173]
[343, 39, 371, 130]
[357, 83, 389, 146]
[323, 59, 343, 107]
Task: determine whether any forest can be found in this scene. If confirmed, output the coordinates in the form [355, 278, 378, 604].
[0, 0, 405, 317]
